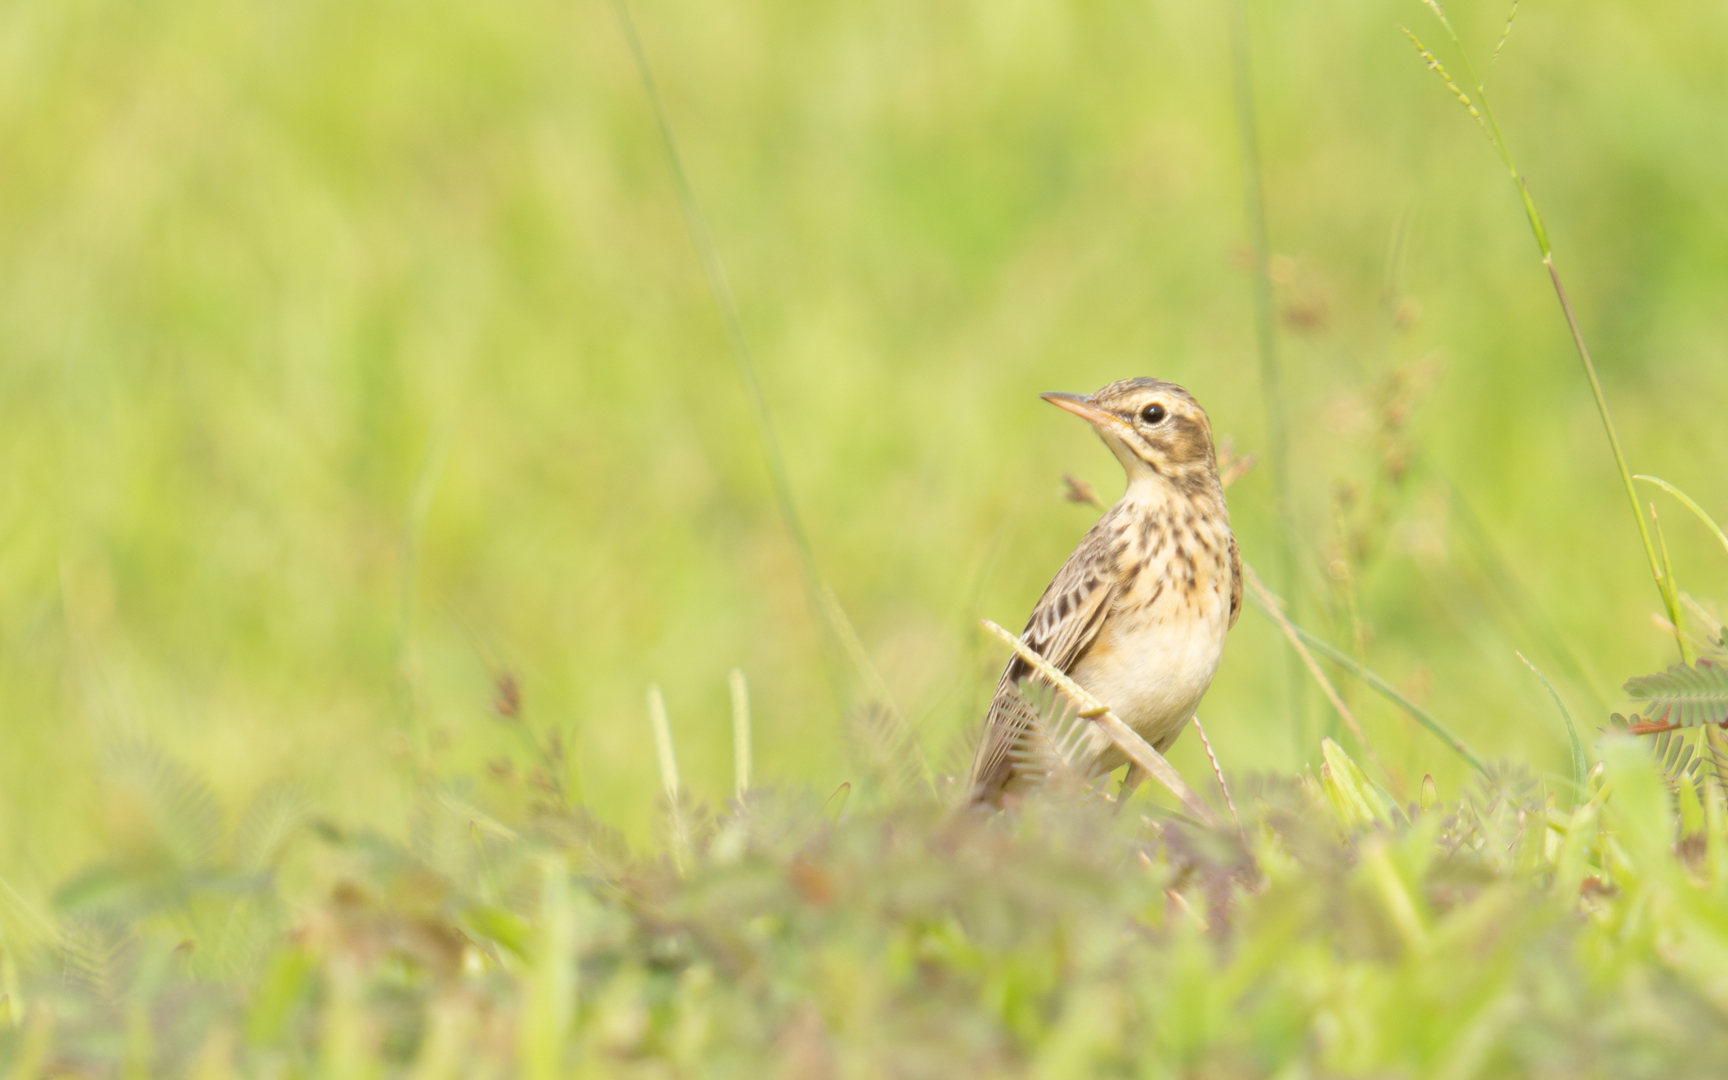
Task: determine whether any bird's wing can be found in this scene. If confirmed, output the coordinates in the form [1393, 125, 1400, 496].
[1227, 532, 1242, 629]
[968, 524, 1119, 802]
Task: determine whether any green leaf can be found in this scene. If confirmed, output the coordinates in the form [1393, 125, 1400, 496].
[460, 905, 535, 962]
[245, 948, 317, 1046]
[1320, 739, 1401, 830]
[1624, 659, 1728, 730]
[1600, 739, 1676, 870]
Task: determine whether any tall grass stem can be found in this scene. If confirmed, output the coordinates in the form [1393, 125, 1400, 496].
[1227, 0, 1307, 757]
[0, 932, 21, 1028]
[646, 684, 680, 799]
[396, 424, 453, 763]
[317, 959, 367, 1080]
[521, 855, 575, 1080]
[1649, 504, 1694, 663]
[645, 684, 690, 871]
[410, 1000, 470, 1080]
[1190, 714, 1242, 836]
[613, 0, 857, 703]
[1409, 3, 1682, 659]
[729, 667, 752, 799]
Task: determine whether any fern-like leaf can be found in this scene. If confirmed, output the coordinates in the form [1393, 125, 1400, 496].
[1706, 730, 1728, 791]
[1623, 659, 1728, 732]
[1655, 729, 1699, 785]
[1608, 711, 1707, 790]
[845, 701, 931, 801]
[233, 783, 313, 873]
[1004, 680, 1098, 798]
[100, 741, 222, 868]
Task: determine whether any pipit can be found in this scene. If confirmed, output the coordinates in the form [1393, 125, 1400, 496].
[969, 378, 1242, 806]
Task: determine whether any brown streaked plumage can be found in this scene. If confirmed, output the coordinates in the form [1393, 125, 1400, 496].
[968, 378, 1241, 806]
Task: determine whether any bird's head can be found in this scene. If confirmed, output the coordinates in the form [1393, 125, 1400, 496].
[1041, 378, 1219, 495]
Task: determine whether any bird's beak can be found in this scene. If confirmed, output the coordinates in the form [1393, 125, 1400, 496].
[1041, 392, 1133, 437]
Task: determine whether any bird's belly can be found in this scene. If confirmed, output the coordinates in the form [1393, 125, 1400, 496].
[1069, 595, 1229, 769]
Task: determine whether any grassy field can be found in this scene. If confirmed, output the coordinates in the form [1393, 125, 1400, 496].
[2, 0, 1728, 1072]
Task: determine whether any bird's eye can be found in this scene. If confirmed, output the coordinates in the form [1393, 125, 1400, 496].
[1140, 403, 1168, 425]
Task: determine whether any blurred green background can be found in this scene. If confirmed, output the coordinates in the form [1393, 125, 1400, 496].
[2, 0, 1725, 877]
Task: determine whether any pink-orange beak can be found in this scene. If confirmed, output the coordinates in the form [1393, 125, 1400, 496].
[1040, 392, 1132, 437]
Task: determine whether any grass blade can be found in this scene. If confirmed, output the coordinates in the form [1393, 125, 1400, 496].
[613, 0, 866, 705]
[1244, 581, 1487, 774]
[1636, 475, 1728, 562]
[729, 668, 752, 799]
[646, 684, 689, 871]
[646, 684, 680, 799]
[1242, 563, 1390, 780]
[1517, 651, 1586, 796]
[1649, 503, 1694, 663]
[1228, 0, 1307, 757]
[1443, 471, 1608, 704]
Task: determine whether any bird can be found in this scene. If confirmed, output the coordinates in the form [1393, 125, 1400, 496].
[968, 378, 1242, 806]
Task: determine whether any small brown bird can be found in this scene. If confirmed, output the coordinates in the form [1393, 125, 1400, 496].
[969, 378, 1242, 805]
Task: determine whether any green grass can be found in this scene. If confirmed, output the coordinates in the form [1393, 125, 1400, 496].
[7, 736, 1728, 1077]
[2, 0, 1728, 1071]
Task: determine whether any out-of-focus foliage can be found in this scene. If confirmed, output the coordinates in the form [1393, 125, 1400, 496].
[5, 738, 1728, 1077]
[3, 0, 1726, 866]
[3, 0, 1728, 1069]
